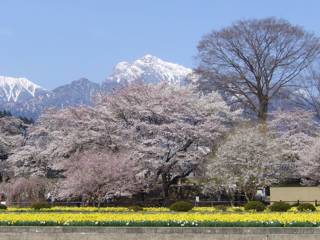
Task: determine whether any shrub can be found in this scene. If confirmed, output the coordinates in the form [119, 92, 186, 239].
[269, 201, 291, 212]
[291, 201, 300, 207]
[214, 205, 228, 212]
[169, 201, 193, 212]
[30, 202, 52, 211]
[297, 203, 316, 212]
[244, 201, 266, 212]
[0, 204, 7, 210]
[128, 205, 143, 212]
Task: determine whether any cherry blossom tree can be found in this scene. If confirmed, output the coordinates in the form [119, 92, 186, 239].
[58, 151, 143, 206]
[9, 106, 146, 202]
[298, 138, 320, 185]
[205, 125, 285, 200]
[99, 83, 237, 200]
[269, 110, 320, 138]
[205, 110, 320, 201]
[8, 106, 119, 177]
[268, 110, 320, 180]
[0, 116, 28, 181]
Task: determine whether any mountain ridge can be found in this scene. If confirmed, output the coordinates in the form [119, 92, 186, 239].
[0, 55, 192, 119]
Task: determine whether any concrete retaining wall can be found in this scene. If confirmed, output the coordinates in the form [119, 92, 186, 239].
[0, 227, 320, 240]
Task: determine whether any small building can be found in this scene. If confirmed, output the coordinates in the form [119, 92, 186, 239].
[270, 186, 320, 203]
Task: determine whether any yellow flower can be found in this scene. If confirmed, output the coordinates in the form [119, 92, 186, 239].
[0, 211, 320, 225]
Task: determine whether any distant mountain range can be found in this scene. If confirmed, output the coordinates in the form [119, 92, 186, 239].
[1, 54, 308, 120]
[0, 55, 193, 119]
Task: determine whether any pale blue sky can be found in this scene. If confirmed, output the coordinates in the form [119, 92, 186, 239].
[0, 0, 319, 89]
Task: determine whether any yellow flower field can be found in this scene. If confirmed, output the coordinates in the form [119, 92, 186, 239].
[0, 211, 319, 227]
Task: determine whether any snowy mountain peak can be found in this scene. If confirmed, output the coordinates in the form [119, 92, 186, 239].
[139, 54, 160, 62]
[0, 76, 42, 102]
[108, 54, 192, 85]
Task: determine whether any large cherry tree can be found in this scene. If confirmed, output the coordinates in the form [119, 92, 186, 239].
[99, 83, 237, 199]
[205, 125, 285, 200]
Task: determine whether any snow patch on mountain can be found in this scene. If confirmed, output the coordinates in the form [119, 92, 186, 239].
[107, 54, 192, 85]
[0, 76, 42, 102]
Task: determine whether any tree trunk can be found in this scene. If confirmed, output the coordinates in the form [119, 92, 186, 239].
[258, 97, 268, 122]
[161, 174, 170, 205]
[140, 192, 145, 203]
[244, 192, 250, 202]
[244, 187, 258, 201]
[177, 178, 183, 200]
[228, 191, 235, 207]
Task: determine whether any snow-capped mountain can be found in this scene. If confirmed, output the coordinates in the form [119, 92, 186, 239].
[0, 77, 100, 119]
[0, 55, 195, 119]
[0, 76, 43, 103]
[105, 54, 192, 86]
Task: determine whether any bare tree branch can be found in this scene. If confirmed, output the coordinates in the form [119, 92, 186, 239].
[196, 18, 320, 121]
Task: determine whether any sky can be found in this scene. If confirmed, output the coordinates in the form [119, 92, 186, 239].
[0, 0, 320, 89]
